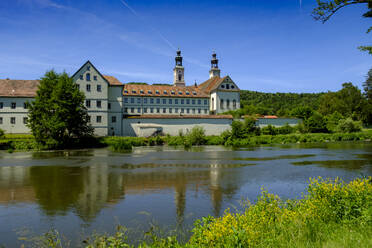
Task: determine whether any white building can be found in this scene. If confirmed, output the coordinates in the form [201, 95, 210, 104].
[0, 51, 240, 136]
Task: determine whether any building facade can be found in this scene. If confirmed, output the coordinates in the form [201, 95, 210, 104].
[0, 51, 240, 136]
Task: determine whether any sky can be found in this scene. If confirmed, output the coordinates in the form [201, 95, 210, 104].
[0, 0, 370, 93]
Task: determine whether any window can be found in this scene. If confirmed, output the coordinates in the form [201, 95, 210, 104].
[140, 90, 144, 94]
[163, 90, 167, 94]
[204, 109, 208, 114]
[86, 100, 91, 108]
[227, 99, 230, 108]
[11, 102, 16, 109]
[137, 108, 141, 113]
[171, 91, 175, 95]
[24, 102, 27, 109]
[131, 108, 134, 113]
[144, 98, 148, 104]
[169, 99, 172, 104]
[186, 99, 190, 104]
[97, 85, 101, 92]
[175, 99, 178, 104]
[186, 91, 190, 95]
[94, 75, 97, 81]
[220, 99, 224, 109]
[96, 116, 102, 123]
[163, 108, 166, 113]
[86, 84, 91, 92]
[198, 109, 201, 114]
[150, 98, 154, 104]
[156, 108, 160, 113]
[131, 98, 135, 103]
[108, 103, 111, 109]
[193, 91, 197, 95]
[169, 108, 172, 113]
[86, 73, 91, 81]
[148, 90, 152, 94]
[181, 99, 184, 104]
[178, 91, 182, 95]
[77, 84, 80, 90]
[79, 75, 83, 80]
[132, 90, 136, 93]
[186, 109, 190, 114]
[192, 100, 195, 105]
[178, 74, 182, 81]
[137, 98, 141, 104]
[97, 100, 101, 108]
[87, 66, 91, 71]
[150, 108, 154, 113]
[124, 108, 128, 113]
[23, 117, 28, 124]
[156, 99, 160, 104]
[198, 99, 201, 105]
[192, 108, 195, 114]
[156, 90, 160, 95]
[124, 98, 128, 103]
[212, 98, 214, 108]
[112, 116, 116, 123]
[204, 99, 208, 105]
[0, 102, 3, 109]
[162, 99, 166, 104]
[221, 85, 225, 89]
[233, 100, 237, 109]
[181, 108, 184, 113]
[124, 90, 128, 93]
[10, 117, 16, 124]
[144, 108, 148, 113]
[0, 117, 2, 124]
[231, 85, 235, 89]
[226, 84, 230, 89]
[175, 108, 178, 113]
[87, 116, 91, 122]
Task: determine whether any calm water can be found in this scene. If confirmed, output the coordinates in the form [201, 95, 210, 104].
[0, 142, 371, 247]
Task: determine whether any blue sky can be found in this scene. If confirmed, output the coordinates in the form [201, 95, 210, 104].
[0, 0, 370, 92]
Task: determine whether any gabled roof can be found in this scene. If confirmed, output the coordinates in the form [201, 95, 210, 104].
[198, 75, 240, 93]
[103, 75, 123, 86]
[123, 84, 209, 98]
[0, 79, 40, 97]
[72, 60, 123, 86]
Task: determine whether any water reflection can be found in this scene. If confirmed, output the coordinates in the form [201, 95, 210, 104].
[0, 160, 244, 223]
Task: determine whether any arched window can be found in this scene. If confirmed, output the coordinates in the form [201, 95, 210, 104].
[178, 74, 182, 81]
[212, 98, 214, 109]
[86, 73, 91, 81]
[233, 100, 237, 109]
[226, 99, 230, 108]
[220, 99, 224, 109]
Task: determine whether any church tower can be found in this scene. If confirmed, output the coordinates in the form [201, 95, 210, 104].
[209, 52, 221, 78]
[173, 50, 185, 87]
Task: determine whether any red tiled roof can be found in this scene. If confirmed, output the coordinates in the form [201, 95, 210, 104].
[103, 75, 123, 86]
[123, 84, 209, 98]
[0, 79, 40, 97]
[198, 76, 226, 93]
[263, 115, 278, 119]
[127, 114, 233, 119]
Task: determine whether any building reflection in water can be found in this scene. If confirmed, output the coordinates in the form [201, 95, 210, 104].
[0, 159, 243, 223]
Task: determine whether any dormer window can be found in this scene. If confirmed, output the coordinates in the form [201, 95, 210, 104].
[163, 90, 167, 94]
[192, 91, 197, 95]
[171, 91, 175, 95]
[140, 90, 144, 94]
[148, 90, 152, 94]
[186, 91, 190, 95]
[132, 90, 136, 93]
[124, 89, 128, 93]
[156, 90, 160, 94]
[178, 91, 182, 95]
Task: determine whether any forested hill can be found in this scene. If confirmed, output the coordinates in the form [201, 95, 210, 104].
[239, 90, 325, 116]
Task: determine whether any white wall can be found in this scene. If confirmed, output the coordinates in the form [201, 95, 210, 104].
[122, 118, 232, 137]
[0, 97, 34, 134]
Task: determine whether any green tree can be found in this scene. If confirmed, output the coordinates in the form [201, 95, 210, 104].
[27, 70, 93, 148]
[313, 0, 371, 54]
[336, 118, 363, 133]
[291, 106, 314, 120]
[0, 128, 4, 139]
[305, 112, 328, 133]
[364, 68, 372, 102]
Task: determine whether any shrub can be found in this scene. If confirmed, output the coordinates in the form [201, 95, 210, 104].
[185, 126, 206, 146]
[304, 112, 328, 133]
[0, 129, 4, 139]
[336, 118, 363, 133]
[261, 125, 278, 135]
[110, 139, 132, 152]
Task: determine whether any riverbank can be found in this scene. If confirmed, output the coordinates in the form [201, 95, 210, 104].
[1, 130, 372, 151]
[28, 177, 372, 247]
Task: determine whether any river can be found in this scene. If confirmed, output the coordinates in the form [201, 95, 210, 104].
[0, 142, 371, 247]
